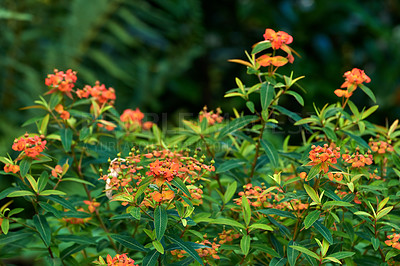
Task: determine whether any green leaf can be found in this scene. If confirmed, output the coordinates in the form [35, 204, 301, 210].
[322, 201, 354, 209]
[359, 84, 376, 103]
[260, 139, 279, 168]
[8, 208, 24, 217]
[111, 234, 147, 251]
[287, 241, 299, 266]
[304, 184, 320, 204]
[167, 236, 204, 265]
[285, 91, 304, 106]
[129, 207, 141, 221]
[19, 157, 32, 177]
[7, 190, 35, 197]
[60, 178, 95, 187]
[39, 190, 66, 196]
[329, 251, 355, 260]
[39, 202, 62, 219]
[1, 218, 9, 235]
[40, 114, 50, 136]
[60, 128, 73, 152]
[154, 205, 168, 241]
[257, 209, 297, 219]
[353, 211, 373, 218]
[241, 196, 251, 226]
[323, 257, 342, 264]
[134, 176, 152, 203]
[376, 206, 393, 220]
[171, 178, 191, 197]
[322, 127, 337, 142]
[306, 164, 321, 182]
[341, 130, 370, 151]
[223, 181, 237, 204]
[152, 240, 164, 254]
[142, 250, 159, 266]
[60, 244, 86, 260]
[0, 231, 33, 245]
[246, 101, 255, 113]
[25, 174, 38, 193]
[33, 214, 51, 247]
[289, 245, 320, 260]
[196, 217, 245, 229]
[371, 237, 380, 251]
[218, 115, 258, 139]
[385, 249, 400, 261]
[361, 105, 379, 120]
[313, 221, 333, 244]
[37, 171, 49, 193]
[55, 235, 96, 245]
[252, 41, 272, 54]
[304, 210, 320, 229]
[240, 234, 251, 256]
[260, 82, 274, 110]
[249, 223, 273, 232]
[270, 257, 287, 266]
[45, 195, 75, 211]
[79, 127, 91, 141]
[216, 160, 245, 173]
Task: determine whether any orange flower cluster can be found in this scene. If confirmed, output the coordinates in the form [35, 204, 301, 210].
[99, 148, 214, 208]
[263, 29, 293, 50]
[4, 164, 20, 174]
[199, 106, 223, 126]
[256, 28, 295, 68]
[334, 68, 371, 98]
[54, 104, 70, 120]
[234, 183, 283, 208]
[327, 172, 343, 182]
[342, 151, 373, 168]
[171, 235, 221, 264]
[12, 133, 47, 159]
[308, 144, 341, 173]
[45, 69, 77, 99]
[105, 253, 138, 266]
[369, 140, 394, 154]
[385, 233, 400, 250]
[84, 200, 101, 213]
[76, 81, 116, 106]
[62, 208, 91, 224]
[120, 108, 153, 131]
[218, 229, 241, 245]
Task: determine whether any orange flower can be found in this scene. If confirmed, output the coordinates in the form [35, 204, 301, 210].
[76, 81, 116, 106]
[147, 159, 181, 186]
[83, 200, 101, 213]
[385, 233, 400, 250]
[152, 190, 175, 202]
[334, 89, 353, 98]
[263, 29, 293, 50]
[342, 152, 373, 168]
[257, 55, 289, 67]
[299, 172, 307, 180]
[106, 253, 138, 266]
[120, 108, 145, 131]
[327, 172, 343, 182]
[51, 165, 63, 178]
[341, 68, 371, 89]
[45, 69, 77, 99]
[54, 104, 70, 120]
[307, 144, 341, 173]
[12, 133, 47, 159]
[4, 163, 20, 174]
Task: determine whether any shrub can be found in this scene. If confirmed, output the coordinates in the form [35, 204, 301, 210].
[1, 28, 400, 265]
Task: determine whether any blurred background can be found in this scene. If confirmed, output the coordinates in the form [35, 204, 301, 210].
[1, 0, 400, 154]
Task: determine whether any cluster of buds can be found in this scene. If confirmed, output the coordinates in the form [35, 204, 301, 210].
[342, 149, 373, 168]
[120, 108, 153, 132]
[218, 229, 240, 245]
[307, 144, 341, 173]
[99, 148, 214, 209]
[369, 139, 394, 154]
[199, 106, 223, 126]
[45, 69, 77, 99]
[234, 183, 283, 208]
[334, 68, 371, 98]
[256, 28, 295, 68]
[385, 233, 400, 250]
[171, 235, 221, 263]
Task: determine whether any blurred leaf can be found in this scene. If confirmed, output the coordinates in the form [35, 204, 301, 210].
[154, 205, 168, 241]
[33, 214, 51, 247]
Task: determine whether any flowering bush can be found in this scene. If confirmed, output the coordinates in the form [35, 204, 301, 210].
[1, 28, 400, 265]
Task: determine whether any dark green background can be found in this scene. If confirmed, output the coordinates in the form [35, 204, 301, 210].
[1, 0, 400, 153]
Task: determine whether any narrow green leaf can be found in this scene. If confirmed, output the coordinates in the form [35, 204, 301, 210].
[167, 236, 204, 266]
[60, 128, 73, 152]
[376, 206, 393, 220]
[249, 223, 273, 232]
[289, 245, 320, 260]
[260, 139, 279, 168]
[40, 114, 50, 136]
[129, 207, 141, 221]
[385, 249, 400, 261]
[252, 41, 272, 54]
[111, 234, 147, 251]
[329, 251, 355, 260]
[154, 205, 168, 241]
[306, 164, 321, 182]
[285, 91, 304, 106]
[260, 82, 274, 110]
[304, 184, 320, 204]
[257, 209, 297, 219]
[196, 217, 245, 229]
[353, 211, 372, 218]
[240, 235, 251, 256]
[142, 250, 159, 266]
[218, 115, 258, 139]
[341, 130, 370, 151]
[322, 127, 337, 142]
[223, 181, 237, 204]
[304, 210, 320, 229]
[19, 157, 32, 177]
[270, 257, 287, 266]
[60, 244, 86, 260]
[1, 218, 9, 235]
[60, 178, 95, 187]
[171, 178, 191, 197]
[55, 235, 95, 245]
[152, 240, 164, 254]
[313, 221, 333, 244]
[37, 171, 49, 193]
[287, 241, 299, 266]
[323, 201, 354, 208]
[242, 196, 251, 226]
[323, 257, 342, 264]
[361, 105, 379, 119]
[39, 190, 66, 196]
[39, 202, 62, 219]
[7, 190, 35, 197]
[216, 160, 245, 173]
[359, 84, 376, 103]
[45, 195, 75, 211]
[33, 214, 51, 247]
[246, 101, 255, 113]
[25, 174, 38, 193]
[371, 236, 380, 251]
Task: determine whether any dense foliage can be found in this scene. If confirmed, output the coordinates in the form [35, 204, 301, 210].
[1, 28, 400, 266]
